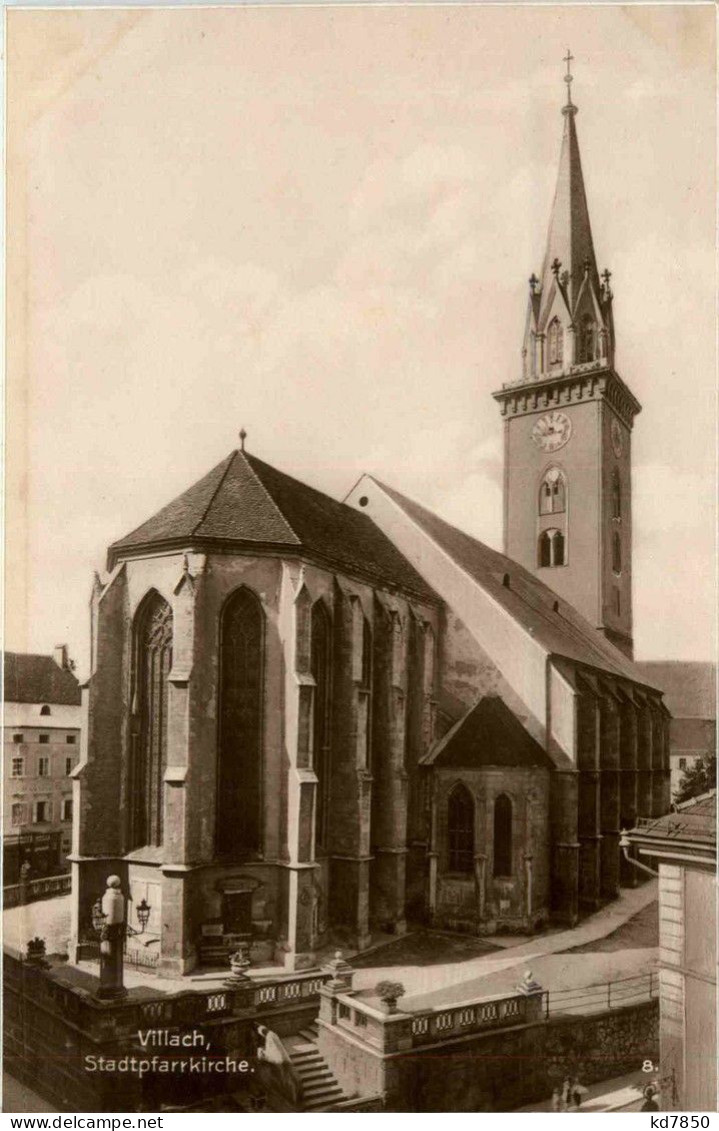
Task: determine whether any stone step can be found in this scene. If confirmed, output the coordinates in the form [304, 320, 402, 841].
[304, 1093, 346, 1112]
[291, 1049, 322, 1064]
[296, 1063, 332, 1078]
[302, 1080, 344, 1099]
[299, 1071, 335, 1088]
[298, 1029, 319, 1044]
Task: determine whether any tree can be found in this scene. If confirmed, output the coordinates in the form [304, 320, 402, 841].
[674, 752, 716, 805]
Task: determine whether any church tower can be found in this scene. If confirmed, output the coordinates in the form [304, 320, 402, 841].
[493, 56, 640, 660]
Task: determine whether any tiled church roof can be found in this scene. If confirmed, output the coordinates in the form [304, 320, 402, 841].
[368, 476, 660, 689]
[4, 653, 81, 706]
[108, 450, 437, 603]
[421, 697, 553, 769]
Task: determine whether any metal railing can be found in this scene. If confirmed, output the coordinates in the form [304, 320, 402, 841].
[4, 873, 71, 908]
[544, 972, 657, 1017]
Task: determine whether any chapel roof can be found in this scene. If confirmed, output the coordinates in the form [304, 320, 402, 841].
[421, 696, 553, 770]
[3, 652, 82, 706]
[367, 476, 661, 691]
[630, 790, 716, 859]
[108, 449, 437, 603]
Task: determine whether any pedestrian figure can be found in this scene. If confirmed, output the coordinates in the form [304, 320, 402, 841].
[562, 1077, 573, 1110]
[640, 1085, 659, 1112]
[551, 1087, 563, 1112]
[570, 1077, 588, 1109]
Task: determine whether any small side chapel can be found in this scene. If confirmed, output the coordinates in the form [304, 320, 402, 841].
[70, 69, 670, 976]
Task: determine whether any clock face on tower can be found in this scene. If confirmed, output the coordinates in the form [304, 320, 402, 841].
[531, 411, 572, 453]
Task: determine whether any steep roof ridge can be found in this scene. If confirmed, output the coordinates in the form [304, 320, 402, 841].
[241, 451, 302, 545]
[366, 474, 642, 684]
[190, 448, 240, 536]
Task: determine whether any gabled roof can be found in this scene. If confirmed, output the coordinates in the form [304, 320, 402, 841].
[4, 653, 81, 706]
[630, 791, 716, 861]
[421, 696, 552, 770]
[108, 450, 437, 604]
[368, 476, 660, 690]
[633, 662, 716, 720]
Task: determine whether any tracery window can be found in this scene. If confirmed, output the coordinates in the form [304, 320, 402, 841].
[579, 314, 597, 363]
[538, 528, 566, 568]
[548, 318, 563, 366]
[312, 601, 332, 850]
[132, 592, 173, 849]
[539, 467, 566, 515]
[217, 587, 264, 858]
[448, 784, 474, 874]
[493, 794, 513, 877]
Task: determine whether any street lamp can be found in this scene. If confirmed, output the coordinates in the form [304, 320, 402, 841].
[136, 898, 151, 934]
[91, 897, 107, 935]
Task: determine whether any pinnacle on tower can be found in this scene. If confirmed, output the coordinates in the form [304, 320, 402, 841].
[521, 56, 615, 382]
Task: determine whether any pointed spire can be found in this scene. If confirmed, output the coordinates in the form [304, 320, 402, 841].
[538, 55, 599, 314]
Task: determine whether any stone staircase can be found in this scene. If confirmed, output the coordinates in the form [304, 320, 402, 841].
[286, 1022, 349, 1111]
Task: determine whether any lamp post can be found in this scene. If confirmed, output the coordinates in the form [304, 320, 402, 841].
[95, 875, 128, 1000]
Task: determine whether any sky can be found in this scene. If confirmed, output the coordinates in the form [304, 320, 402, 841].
[6, 3, 716, 676]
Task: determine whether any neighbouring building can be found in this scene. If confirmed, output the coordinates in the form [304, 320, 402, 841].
[635, 662, 716, 799]
[3, 646, 82, 883]
[70, 71, 671, 976]
[628, 792, 716, 1111]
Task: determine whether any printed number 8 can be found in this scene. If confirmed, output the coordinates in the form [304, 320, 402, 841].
[642, 1060, 655, 1073]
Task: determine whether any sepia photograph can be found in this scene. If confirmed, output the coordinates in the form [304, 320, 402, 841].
[3, 2, 716, 1116]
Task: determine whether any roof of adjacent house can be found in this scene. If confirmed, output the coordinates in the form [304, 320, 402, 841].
[369, 476, 658, 690]
[633, 662, 716, 720]
[108, 450, 437, 604]
[630, 790, 716, 860]
[421, 696, 553, 769]
[3, 653, 81, 706]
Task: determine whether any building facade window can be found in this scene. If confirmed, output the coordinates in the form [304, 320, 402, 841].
[579, 315, 597, 363]
[547, 318, 563, 366]
[66, 734, 76, 745]
[39, 734, 49, 744]
[13, 733, 23, 744]
[40, 705, 51, 716]
[11, 757, 24, 777]
[34, 800, 48, 823]
[448, 784, 475, 874]
[612, 468, 621, 520]
[612, 531, 622, 574]
[11, 803, 25, 827]
[311, 600, 333, 851]
[38, 756, 50, 778]
[131, 591, 173, 850]
[65, 756, 73, 776]
[538, 528, 566, 567]
[493, 794, 513, 877]
[679, 758, 687, 770]
[539, 467, 566, 515]
[217, 587, 265, 859]
[62, 798, 73, 822]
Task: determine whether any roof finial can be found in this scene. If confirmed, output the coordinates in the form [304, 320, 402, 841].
[562, 49, 577, 116]
[239, 428, 247, 452]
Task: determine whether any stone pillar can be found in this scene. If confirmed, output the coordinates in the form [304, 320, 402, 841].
[618, 697, 639, 887]
[578, 771, 601, 910]
[474, 853, 487, 924]
[370, 601, 408, 935]
[524, 854, 533, 924]
[599, 691, 620, 901]
[550, 770, 579, 925]
[636, 703, 653, 818]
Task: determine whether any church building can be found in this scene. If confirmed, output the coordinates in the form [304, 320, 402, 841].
[70, 69, 670, 976]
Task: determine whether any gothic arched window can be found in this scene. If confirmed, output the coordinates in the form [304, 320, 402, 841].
[538, 528, 565, 568]
[448, 784, 474, 874]
[579, 314, 597, 363]
[612, 531, 622, 574]
[132, 592, 173, 849]
[548, 318, 563, 366]
[539, 467, 566, 515]
[493, 793, 513, 877]
[312, 601, 332, 850]
[612, 468, 621, 520]
[217, 587, 265, 858]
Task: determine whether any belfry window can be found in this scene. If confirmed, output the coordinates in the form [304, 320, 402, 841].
[493, 794, 513, 877]
[448, 784, 474, 874]
[131, 592, 173, 850]
[612, 531, 622, 574]
[539, 467, 566, 515]
[217, 587, 265, 858]
[579, 315, 597, 363]
[612, 468, 621, 520]
[548, 318, 563, 366]
[311, 601, 332, 850]
[538, 528, 566, 568]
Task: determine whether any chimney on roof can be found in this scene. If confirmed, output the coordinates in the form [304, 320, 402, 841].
[53, 644, 69, 670]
